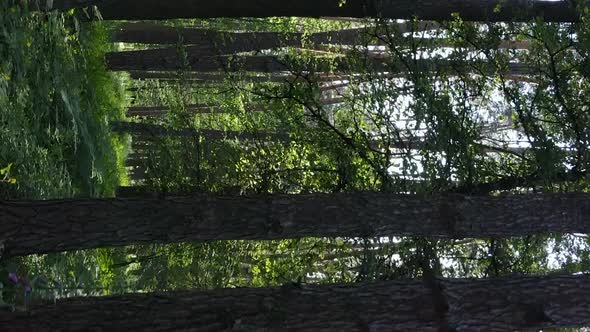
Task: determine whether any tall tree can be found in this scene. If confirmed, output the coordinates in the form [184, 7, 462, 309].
[1, 192, 590, 257]
[1, 275, 589, 331]
[111, 121, 289, 140]
[126, 104, 219, 117]
[113, 23, 368, 48]
[50, 0, 579, 22]
[106, 51, 530, 75]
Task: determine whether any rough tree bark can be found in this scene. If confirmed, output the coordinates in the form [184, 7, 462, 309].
[1, 275, 589, 331]
[50, 0, 580, 22]
[1, 192, 589, 257]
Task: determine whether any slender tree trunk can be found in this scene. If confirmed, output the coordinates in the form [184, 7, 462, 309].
[107, 53, 354, 72]
[111, 121, 287, 141]
[126, 104, 266, 117]
[128, 70, 347, 84]
[112, 121, 428, 150]
[128, 69, 531, 84]
[1, 275, 589, 331]
[107, 53, 291, 72]
[115, 185, 154, 197]
[113, 23, 367, 47]
[317, 39, 532, 56]
[1, 192, 590, 257]
[128, 71, 290, 82]
[113, 22, 440, 46]
[124, 158, 146, 167]
[50, 0, 579, 22]
[453, 169, 589, 194]
[129, 71, 226, 81]
[126, 104, 215, 117]
[106, 52, 531, 77]
[129, 167, 147, 181]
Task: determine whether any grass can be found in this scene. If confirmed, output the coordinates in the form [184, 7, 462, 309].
[0, 1, 129, 199]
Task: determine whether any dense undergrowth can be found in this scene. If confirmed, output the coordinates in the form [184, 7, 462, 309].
[0, 1, 132, 307]
[0, 1, 129, 199]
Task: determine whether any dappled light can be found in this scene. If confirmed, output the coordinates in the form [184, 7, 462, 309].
[1, 0, 590, 330]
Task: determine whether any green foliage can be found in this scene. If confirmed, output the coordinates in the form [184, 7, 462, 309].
[0, 1, 128, 199]
[3, 10, 590, 326]
[0, 164, 16, 185]
[105, 14, 590, 296]
[153, 17, 354, 33]
[15, 238, 354, 296]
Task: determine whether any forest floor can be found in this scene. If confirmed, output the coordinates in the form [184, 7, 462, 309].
[0, 2, 129, 200]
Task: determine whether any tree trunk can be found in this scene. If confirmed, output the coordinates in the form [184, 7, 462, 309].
[126, 104, 215, 117]
[111, 121, 287, 141]
[107, 53, 357, 72]
[113, 22, 440, 47]
[111, 121, 431, 150]
[1, 192, 590, 257]
[128, 70, 347, 84]
[113, 23, 367, 48]
[50, 0, 579, 22]
[1, 275, 589, 331]
[106, 52, 530, 77]
[129, 71, 230, 81]
[126, 104, 266, 117]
